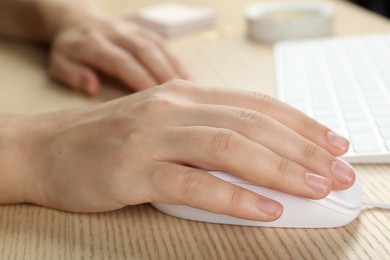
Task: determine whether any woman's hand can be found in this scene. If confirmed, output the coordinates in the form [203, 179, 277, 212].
[49, 17, 190, 96]
[5, 80, 354, 221]
[0, 0, 190, 95]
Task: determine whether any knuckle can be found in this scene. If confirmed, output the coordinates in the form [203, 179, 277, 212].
[175, 173, 206, 198]
[302, 116, 317, 132]
[302, 143, 318, 164]
[252, 92, 275, 111]
[145, 94, 175, 107]
[226, 186, 244, 210]
[150, 33, 164, 45]
[133, 40, 155, 54]
[65, 29, 102, 55]
[238, 110, 257, 120]
[276, 158, 290, 181]
[137, 94, 178, 115]
[208, 130, 236, 152]
[150, 167, 206, 202]
[80, 29, 101, 46]
[105, 22, 132, 45]
[165, 79, 192, 87]
[238, 110, 269, 131]
[162, 79, 200, 93]
[105, 21, 123, 35]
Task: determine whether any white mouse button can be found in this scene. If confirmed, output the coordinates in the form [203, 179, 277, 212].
[152, 171, 363, 227]
[325, 179, 362, 209]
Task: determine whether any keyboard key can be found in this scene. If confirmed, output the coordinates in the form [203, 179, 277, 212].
[339, 102, 361, 112]
[376, 117, 390, 127]
[379, 128, 390, 139]
[343, 111, 366, 121]
[366, 97, 389, 107]
[316, 118, 341, 130]
[345, 120, 372, 132]
[350, 132, 382, 153]
[371, 108, 390, 118]
[313, 109, 337, 118]
[338, 95, 360, 103]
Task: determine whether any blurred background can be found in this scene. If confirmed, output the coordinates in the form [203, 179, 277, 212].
[350, 0, 390, 17]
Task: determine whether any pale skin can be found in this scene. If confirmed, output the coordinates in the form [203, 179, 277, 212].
[0, 0, 190, 95]
[0, 0, 355, 221]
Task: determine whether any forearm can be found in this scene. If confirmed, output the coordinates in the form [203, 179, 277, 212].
[0, 0, 103, 42]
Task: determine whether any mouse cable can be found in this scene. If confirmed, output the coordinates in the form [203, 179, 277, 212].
[363, 199, 390, 210]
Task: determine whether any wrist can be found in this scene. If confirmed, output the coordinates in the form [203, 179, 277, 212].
[0, 115, 28, 204]
[0, 114, 47, 205]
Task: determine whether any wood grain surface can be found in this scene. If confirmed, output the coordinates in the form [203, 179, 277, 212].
[0, 0, 389, 259]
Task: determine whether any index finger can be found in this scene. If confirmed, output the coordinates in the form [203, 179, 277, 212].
[163, 81, 350, 157]
[147, 162, 283, 222]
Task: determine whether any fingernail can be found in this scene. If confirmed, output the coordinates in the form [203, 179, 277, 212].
[331, 160, 355, 185]
[305, 172, 331, 193]
[257, 198, 283, 218]
[327, 131, 350, 151]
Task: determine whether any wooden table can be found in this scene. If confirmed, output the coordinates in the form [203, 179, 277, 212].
[1, 0, 389, 259]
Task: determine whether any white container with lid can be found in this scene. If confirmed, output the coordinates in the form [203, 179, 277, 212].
[246, 2, 335, 43]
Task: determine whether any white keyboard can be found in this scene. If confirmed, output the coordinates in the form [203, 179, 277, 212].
[275, 34, 390, 163]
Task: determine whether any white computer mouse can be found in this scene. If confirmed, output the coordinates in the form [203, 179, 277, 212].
[151, 171, 363, 228]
